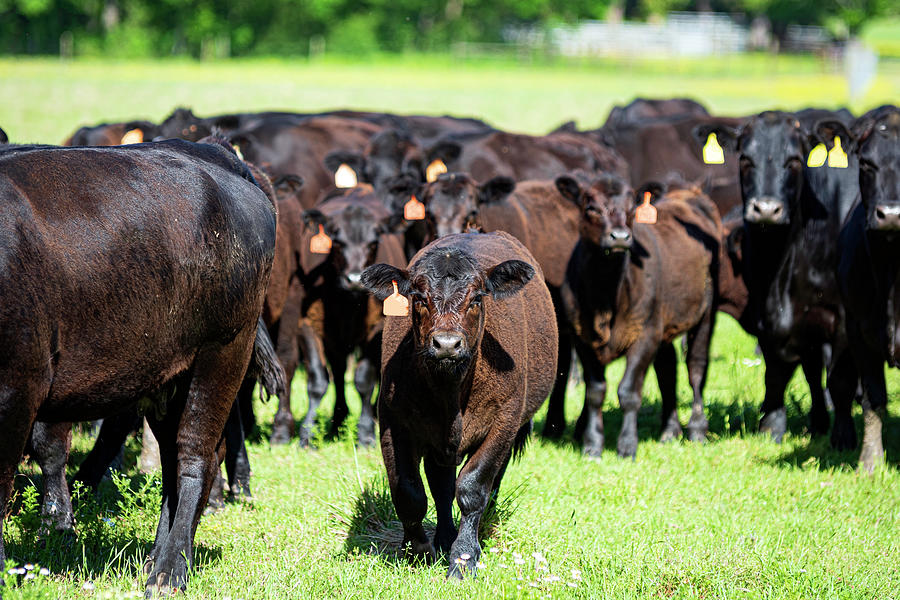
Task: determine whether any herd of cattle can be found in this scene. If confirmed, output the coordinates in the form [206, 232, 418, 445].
[0, 97, 898, 594]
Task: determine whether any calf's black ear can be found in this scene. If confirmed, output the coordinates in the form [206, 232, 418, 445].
[302, 209, 327, 230]
[361, 264, 411, 300]
[635, 181, 665, 203]
[812, 119, 855, 150]
[324, 150, 365, 178]
[0, 126, 7, 144]
[478, 176, 515, 204]
[555, 175, 583, 206]
[486, 260, 535, 300]
[692, 122, 739, 153]
[427, 140, 462, 164]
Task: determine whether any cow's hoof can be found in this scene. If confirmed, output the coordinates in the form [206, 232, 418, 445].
[541, 419, 565, 439]
[617, 435, 638, 460]
[144, 561, 187, 598]
[582, 441, 604, 459]
[402, 537, 436, 564]
[357, 427, 376, 448]
[269, 425, 292, 446]
[660, 421, 682, 443]
[686, 418, 708, 443]
[446, 549, 480, 579]
[830, 417, 857, 451]
[759, 409, 786, 443]
[808, 410, 830, 437]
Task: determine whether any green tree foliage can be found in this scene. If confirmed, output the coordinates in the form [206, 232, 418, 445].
[0, 0, 895, 56]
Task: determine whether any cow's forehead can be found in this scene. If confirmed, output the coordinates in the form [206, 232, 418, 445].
[742, 117, 801, 153]
[412, 248, 481, 297]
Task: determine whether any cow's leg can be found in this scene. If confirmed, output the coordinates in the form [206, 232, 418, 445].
[327, 349, 349, 438]
[236, 378, 257, 441]
[543, 290, 572, 438]
[0, 364, 49, 573]
[74, 409, 141, 488]
[616, 339, 656, 459]
[574, 345, 607, 457]
[801, 348, 829, 437]
[30, 421, 74, 531]
[381, 415, 432, 561]
[354, 358, 378, 447]
[297, 320, 329, 447]
[223, 399, 251, 500]
[447, 429, 515, 579]
[144, 329, 254, 596]
[423, 455, 456, 557]
[654, 342, 681, 442]
[758, 345, 798, 443]
[828, 347, 859, 451]
[684, 309, 714, 442]
[271, 280, 304, 445]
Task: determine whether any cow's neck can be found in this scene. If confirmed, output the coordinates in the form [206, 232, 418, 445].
[743, 223, 790, 331]
[419, 355, 477, 461]
[578, 241, 629, 322]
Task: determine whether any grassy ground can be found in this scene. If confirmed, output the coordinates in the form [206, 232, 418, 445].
[1, 56, 899, 599]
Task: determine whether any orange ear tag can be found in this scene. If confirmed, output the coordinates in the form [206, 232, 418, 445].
[383, 280, 409, 317]
[310, 224, 332, 254]
[425, 159, 447, 183]
[635, 191, 657, 224]
[120, 128, 143, 145]
[404, 195, 426, 220]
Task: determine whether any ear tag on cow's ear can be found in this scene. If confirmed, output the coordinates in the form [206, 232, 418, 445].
[702, 133, 725, 165]
[404, 195, 426, 220]
[635, 191, 657, 224]
[807, 143, 827, 167]
[310, 224, 332, 254]
[334, 163, 357, 188]
[383, 280, 409, 317]
[425, 159, 447, 183]
[827, 136, 848, 169]
[120, 128, 143, 145]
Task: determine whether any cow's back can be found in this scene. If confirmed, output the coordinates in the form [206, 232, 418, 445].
[0, 141, 276, 420]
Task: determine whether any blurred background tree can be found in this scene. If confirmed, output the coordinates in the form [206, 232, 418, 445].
[0, 0, 896, 57]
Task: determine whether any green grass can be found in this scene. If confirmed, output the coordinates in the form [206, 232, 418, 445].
[1, 56, 899, 599]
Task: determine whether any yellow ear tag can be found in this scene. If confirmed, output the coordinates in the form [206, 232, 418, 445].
[425, 159, 447, 183]
[807, 143, 827, 167]
[404, 195, 426, 220]
[635, 191, 657, 224]
[310, 224, 332, 254]
[120, 128, 143, 145]
[702, 133, 725, 165]
[827, 136, 848, 169]
[334, 163, 357, 188]
[383, 280, 409, 317]
[232, 144, 244, 160]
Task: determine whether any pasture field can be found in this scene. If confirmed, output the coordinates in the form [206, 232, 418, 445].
[1, 55, 899, 599]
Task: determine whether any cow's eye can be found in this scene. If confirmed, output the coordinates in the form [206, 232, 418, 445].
[585, 206, 602, 218]
[784, 156, 802, 168]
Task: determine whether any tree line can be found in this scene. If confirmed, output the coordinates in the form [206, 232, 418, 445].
[1, 0, 894, 58]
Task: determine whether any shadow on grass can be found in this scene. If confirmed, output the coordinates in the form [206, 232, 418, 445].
[7, 469, 222, 582]
[335, 473, 520, 567]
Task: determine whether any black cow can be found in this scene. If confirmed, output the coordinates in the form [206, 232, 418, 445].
[834, 105, 900, 471]
[362, 231, 557, 577]
[696, 111, 860, 443]
[0, 139, 278, 595]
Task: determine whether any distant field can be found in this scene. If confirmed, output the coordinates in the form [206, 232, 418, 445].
[1, 55, 899, 599]
[1, 53, 899, 143]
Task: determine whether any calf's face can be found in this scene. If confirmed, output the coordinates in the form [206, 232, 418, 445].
[556, 174, 634, 251]
[419, 173, 515, 239]
[304, 203, 387, 291]
[858, 110, 900, 233]
[698, 113, 807, 227]
[362, 248, 534, 373]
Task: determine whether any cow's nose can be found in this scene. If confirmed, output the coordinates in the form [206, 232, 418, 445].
[745, 197, 785, 224]
[608, 228, 632, 245]
[874, 204, 900, 230]
[431, 331, 465, 359]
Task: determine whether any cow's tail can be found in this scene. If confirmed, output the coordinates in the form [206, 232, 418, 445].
[511, 420, 533, 462]
[246, 318, 287, 402]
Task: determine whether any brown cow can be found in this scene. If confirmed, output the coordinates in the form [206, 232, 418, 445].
[361, 230, 557, 578]
[558, 175, 722, 458]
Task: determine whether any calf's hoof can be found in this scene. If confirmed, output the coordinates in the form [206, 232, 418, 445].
[269, 424, 292, 446]
[830, 417, 857, 451]
[541, 419, 565, 440]
[144, 564, 188, 599]
[357, 425, 376, 448]
[582, 439, 604, 459]
[659, 419, 682, 443]
[402, 537, 436, 564]
[808, 410, 830, 437]
[686, 419, 708, 443]
[759, 409, 786, 443]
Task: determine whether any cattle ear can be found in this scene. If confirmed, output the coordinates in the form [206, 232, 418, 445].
[361, 264, 411, 300]
[401, 152, 425, 182]
[486, 260, 535, 300]
[230, 134, 252, 157]
[211, 115, 241, 131]
[693, 123, 739, 153]
[0, 126, 7, 144]
[274, 174, 305, 199]
[635, 181, 665, 204]
[812, 119, 855, 150]
[302, 209, 327, 231]
[324, 150, 365, 178]
[555, 175, 583, 207]
[552, 120, 577, 133]
[427, 140, 462, 165]
[478, 176, 515, 204]
[726, 223, 744, 263]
